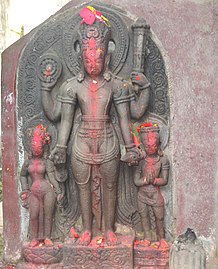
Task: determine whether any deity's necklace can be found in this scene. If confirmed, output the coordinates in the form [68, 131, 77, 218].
[145, 155, 160, 165]
[83, 78, 106, 92]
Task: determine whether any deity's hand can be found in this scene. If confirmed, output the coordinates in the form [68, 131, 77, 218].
[121, 144, 143, 166]
[130, 72, 150, 90]
[41, 83, 53, 91]
[20, 190, 30, 209]
[147, 173, 155, 184]
[49, 145, 67, 164]
[143, 177, 149, 185]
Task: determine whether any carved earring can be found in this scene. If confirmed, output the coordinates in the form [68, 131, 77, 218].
[77, 54, 85, 82]
[103, 53, 112, 81]
[158, 148, 163, 156]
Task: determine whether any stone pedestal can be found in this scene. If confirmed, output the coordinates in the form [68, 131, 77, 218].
[63, 235, 134, 269]
[134, 244, 170, 269]
[23, 242, 63, 264]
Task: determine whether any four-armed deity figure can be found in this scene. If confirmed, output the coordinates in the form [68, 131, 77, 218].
[20, 125, 64, 247]
[134, 124, 169, 248]
[48, 19, 149, 245]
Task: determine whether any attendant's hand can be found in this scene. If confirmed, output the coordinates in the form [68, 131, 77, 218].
[20, 190, 30, 209]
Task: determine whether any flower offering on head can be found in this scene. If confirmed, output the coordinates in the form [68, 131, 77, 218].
[80, 6, 110, 26]
[34, 124, 51, 145]
[137, 122, 159, 133]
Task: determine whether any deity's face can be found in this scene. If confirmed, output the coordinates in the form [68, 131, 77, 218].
[142, 131, 159, 156]
[31, 130, 44, 157]
[82, 38, 106, 77]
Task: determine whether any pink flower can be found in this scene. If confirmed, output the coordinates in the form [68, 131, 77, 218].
[80, 7, 96, 25]
[79, 6, 109, 26]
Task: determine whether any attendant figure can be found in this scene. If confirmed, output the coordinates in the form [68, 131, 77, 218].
[20, 125, 64, 247]
[134, 123, 169, 247]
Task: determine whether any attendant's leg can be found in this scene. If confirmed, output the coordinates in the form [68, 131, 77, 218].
[44, 188, 56, 246]
[29, 194, 40, 247]
[137, 199, 151, 243]
[153, 206, 165, 240]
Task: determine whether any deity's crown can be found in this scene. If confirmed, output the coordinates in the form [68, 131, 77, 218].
[79, 21, 111, 51]
[137, 122, 160, 134]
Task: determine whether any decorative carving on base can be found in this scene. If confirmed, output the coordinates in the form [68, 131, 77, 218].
[23, 242, 63, 264]
[63, 235, 134, 269]
[134, 242, 170, 269]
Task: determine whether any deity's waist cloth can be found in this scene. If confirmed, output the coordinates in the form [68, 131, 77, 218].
[72, 115, 120, 164]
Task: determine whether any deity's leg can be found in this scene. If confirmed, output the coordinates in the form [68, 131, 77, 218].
[152, 206, 165, 240]
[100, 157, 120, 245]
[137, 200, 151, 242]
[44, 188, 56, 246]
[29, 194, 40, 246]
[72, 157, 92, 245]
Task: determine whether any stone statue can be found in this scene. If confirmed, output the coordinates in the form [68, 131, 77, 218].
[16, 3, 170, 267]
[41, 9, 149, 245]
[134, 123, 169, 247]
[20, 124, 64, 247]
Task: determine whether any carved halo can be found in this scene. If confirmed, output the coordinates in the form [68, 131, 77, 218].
[62, 6, 130, 75]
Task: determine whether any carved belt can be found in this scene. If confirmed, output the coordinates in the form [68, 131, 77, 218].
[73, 116, 120, 164]
[81, 115, 110, 122]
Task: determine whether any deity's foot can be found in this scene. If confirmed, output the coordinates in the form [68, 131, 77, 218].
[144, 239, 151, 247]
[105, 230, 120, 246]
[29, 238, 39, 247]
[158, 238, 169, 249]
[77, 230, 92, 246]
[44, 238, 54, 247]
[69, 227, 80, 243]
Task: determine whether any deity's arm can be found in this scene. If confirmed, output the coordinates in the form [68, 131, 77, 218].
[56, 79, 77, 146]
[154, 155, 170, 186]
[50, 82, 77, 164]
[20, 159, 31, 208]
[130, 72, 150, 120]
[45, 159, 62, 196]
[20, 159, 30, 191]
[41, 82, 68, 122]
[130, 87, 150, 120]
[57, 102, 76, 146]
[113, 84, 134, 146]
[113, 81, 143, 165]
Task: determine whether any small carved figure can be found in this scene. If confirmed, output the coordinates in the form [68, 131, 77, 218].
[20, 125, 64, 247]
[134, 123, 169, 247]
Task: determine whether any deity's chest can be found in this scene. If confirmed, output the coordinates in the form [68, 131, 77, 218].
[28, 159, 46, 175]
[143, 158, 161, 177]
[77, 83, 113, 114]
